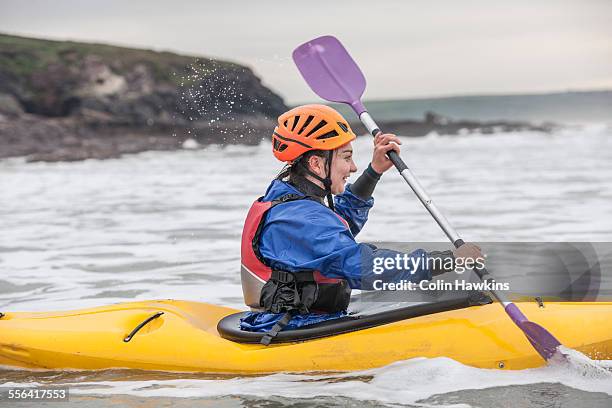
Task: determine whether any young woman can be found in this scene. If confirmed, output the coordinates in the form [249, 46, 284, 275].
[240, 104, 482, 341]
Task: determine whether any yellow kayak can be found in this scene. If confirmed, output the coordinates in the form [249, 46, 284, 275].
[0, 298, 610, 373]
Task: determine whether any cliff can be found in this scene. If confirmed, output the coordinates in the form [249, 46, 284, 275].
[0, 33, 288, 161]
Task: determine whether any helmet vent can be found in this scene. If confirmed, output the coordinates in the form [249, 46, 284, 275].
[316, 130, 339, 140]
[306, 119, 328, 137]
[291, 116, 300, 131]
[298, 115, 314, 135]
[337, 122, 349, 132]
[273, 138, 289, 152]
[283, 120, 288, 127]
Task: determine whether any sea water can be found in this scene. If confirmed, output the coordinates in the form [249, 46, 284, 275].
[1, 125, 611, 407]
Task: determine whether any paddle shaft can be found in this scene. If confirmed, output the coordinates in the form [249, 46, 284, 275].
[360, 112, 464, 245]
[359, 111, 517, 305]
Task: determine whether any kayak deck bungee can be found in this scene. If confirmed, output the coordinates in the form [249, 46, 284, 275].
[0, 298, 611, 373]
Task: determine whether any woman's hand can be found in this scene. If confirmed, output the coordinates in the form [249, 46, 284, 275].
[452, 243, 484, 263]
[371, 133, 402, 174]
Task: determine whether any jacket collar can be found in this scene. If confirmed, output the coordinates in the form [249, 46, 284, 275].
[288, 175, 326, 203]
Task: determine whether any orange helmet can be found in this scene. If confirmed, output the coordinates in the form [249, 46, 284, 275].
[272, 104, 356, 162]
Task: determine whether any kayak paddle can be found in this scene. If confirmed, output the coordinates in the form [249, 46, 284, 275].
[292, 35, 563, 362]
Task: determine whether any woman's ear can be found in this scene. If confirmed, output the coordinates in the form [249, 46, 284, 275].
[308, 155, 325, 177]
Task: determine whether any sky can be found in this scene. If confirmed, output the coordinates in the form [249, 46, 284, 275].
[1, 0, 611, 104]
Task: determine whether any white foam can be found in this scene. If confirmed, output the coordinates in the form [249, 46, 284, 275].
[550, 346, 612, 380]
[181, 138, 200, 150]
[59, 357, 612, 404]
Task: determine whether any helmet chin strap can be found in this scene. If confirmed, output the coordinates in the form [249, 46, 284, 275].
[325, 150, 335, 212]
[298, 151, 335, 212]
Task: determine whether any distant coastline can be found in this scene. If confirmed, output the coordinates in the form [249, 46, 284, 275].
[330, 90, 612, 124]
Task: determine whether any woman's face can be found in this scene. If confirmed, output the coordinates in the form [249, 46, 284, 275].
[331, 143, 357, 194]
[330, 143, 358, 194]
[308, 143, 357, 194]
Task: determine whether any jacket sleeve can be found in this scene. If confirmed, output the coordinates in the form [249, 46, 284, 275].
[259, 201, 432, 289]
[333, 184, 373, 237]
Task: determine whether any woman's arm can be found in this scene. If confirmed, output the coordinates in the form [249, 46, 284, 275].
[260, 202, 436, 289]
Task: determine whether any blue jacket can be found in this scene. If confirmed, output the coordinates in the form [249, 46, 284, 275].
[240, 179, 433, 332]
[259, 179, 432, 288]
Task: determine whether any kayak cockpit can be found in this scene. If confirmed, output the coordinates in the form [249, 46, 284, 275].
[217, 292, 492, 344]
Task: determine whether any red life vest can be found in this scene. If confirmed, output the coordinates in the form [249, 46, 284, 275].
[240, 194, 351, 313]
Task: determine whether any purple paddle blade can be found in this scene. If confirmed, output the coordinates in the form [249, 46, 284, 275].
[505, 303, 562, 360]
[292, 35, 368, 114]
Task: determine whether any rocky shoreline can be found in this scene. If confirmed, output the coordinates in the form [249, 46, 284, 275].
[0, 111, 276, 162]
[0, 33, 555, 163]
